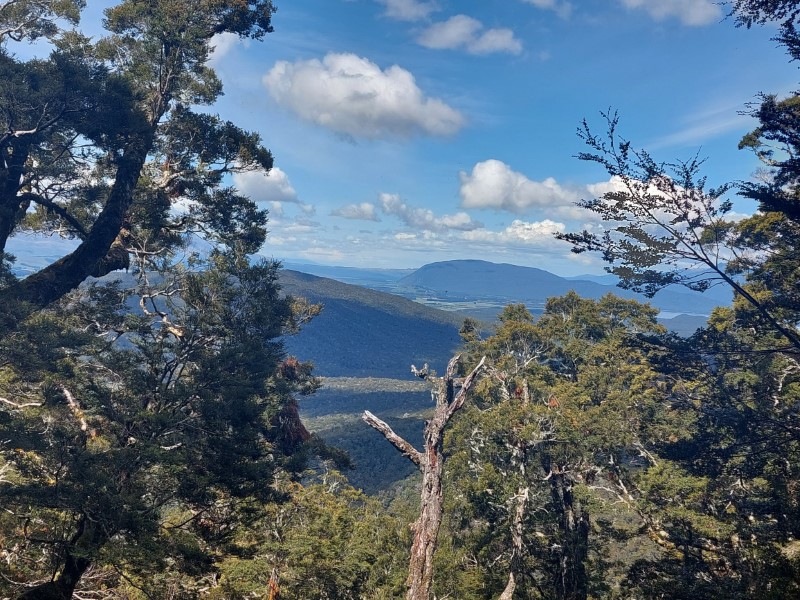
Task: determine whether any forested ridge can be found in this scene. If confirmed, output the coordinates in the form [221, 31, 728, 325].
[1, 0, 800, 599]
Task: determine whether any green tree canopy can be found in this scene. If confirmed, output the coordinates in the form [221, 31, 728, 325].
[440, 294, 680, 600]
[0, 0, 276, 310]
[0, 250, 321, 598]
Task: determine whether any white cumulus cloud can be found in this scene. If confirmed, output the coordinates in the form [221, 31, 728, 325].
[462, 219, 567, 247]
[263, 53, 464, 139]
[459, 160, 580, 214]
[417, 15, 523, 55]
[619, 0, 721, 26]
[377, 0, 437, 21]
[331, 202, 381, 221]
[584, 174, 748, 229]
[380, 192, 483, 231]
[207, 32, 247, 65]
[233, 167, 299, 205]
[585, 175, 628, 199]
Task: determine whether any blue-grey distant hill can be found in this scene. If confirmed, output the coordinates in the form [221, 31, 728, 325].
[397, 260, 723, 316]
[566, 271, 734, 305]
[279, 270, 463, 379]
[282, 261, 413, 288]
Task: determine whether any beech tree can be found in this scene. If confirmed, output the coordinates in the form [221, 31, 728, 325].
[548, 4, 800, 596]
[210, 471, 409, 599]
[0, 0, 84, 42]
[0, 0, 276, 310]
[556, 111, 800, 355]
[439, 296, 686, 600]
[0, 3, 340, 597]
[0, 250, 321, 598]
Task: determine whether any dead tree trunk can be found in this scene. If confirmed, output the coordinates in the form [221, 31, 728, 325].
[498, 485, 529, 600]
[363, 354, 485, 600]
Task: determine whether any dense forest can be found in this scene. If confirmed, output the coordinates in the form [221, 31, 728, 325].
[1, 0, 800, 598]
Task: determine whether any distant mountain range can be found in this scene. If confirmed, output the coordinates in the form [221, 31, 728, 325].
[282, 261, 413, 288]
[7, 236, 719, 341]
[279, 262, 721, 382]
[278, 264, 716, 491]
[396, 260, 725, 316]
[279, 259, 726, 340]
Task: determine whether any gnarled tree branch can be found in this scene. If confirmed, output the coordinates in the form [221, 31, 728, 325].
[362, 410, 422, 466]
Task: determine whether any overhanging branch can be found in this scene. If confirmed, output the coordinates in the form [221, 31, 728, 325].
[19, 192, 88, 239]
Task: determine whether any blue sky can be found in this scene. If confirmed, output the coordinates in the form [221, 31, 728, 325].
[10, 0, 799, 275]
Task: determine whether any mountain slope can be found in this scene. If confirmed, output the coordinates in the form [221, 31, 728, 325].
[279, 270, 464, 378]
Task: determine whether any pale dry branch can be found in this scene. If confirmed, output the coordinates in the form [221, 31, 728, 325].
[362, 410, 422, 466]
[446, 356, 487, 420]
[61, 387, 94, 438]
[0, 397, 42, 409]
[366, 354, 486, 600]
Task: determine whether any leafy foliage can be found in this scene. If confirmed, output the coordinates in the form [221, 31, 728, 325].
[212, 472, 409, 600]
[0, 250, 320, 597]
[440, 294, 678, 599]
[0, 0, 277, 309]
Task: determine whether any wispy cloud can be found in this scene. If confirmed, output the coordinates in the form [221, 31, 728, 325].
[618, 0, 721, 26]
[332, 202, 381, 221]
[417, 15, 523, 55]
[521, 0, 573, 19]
[376, 0, 437, 22]
[649, 103, 756, 150]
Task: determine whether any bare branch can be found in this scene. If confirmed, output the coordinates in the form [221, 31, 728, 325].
[0, 397, 43, 409]
[62, 387, 92, 437]
[446, 356, 487, 420]
[362, 410, 422, 466]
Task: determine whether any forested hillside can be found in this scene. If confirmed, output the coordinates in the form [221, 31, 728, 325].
[279, 270, 463, 378]
[1, 1, 800, 599]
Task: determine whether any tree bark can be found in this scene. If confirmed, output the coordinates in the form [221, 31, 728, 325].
[544, 459, 589, 600]
[497, 485, 529, 600]
[498, 572, 516, 600]
[16, 552, 91, 600]
[1, 129, 153, 309]
[0, 141, 30, 254]
[363, 354, 485, 600]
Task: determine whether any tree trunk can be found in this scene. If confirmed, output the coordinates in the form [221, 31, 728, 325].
[1, 129, 153, 309]
[497, 485, 529, 600]
[16, 552, 91, 600]
[406, 432, 445, 600]
[498, 572, 516, 600]
[0, 142, 29, 254]
[548, 467, 589, 600]
[363, 355, 485, 600]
